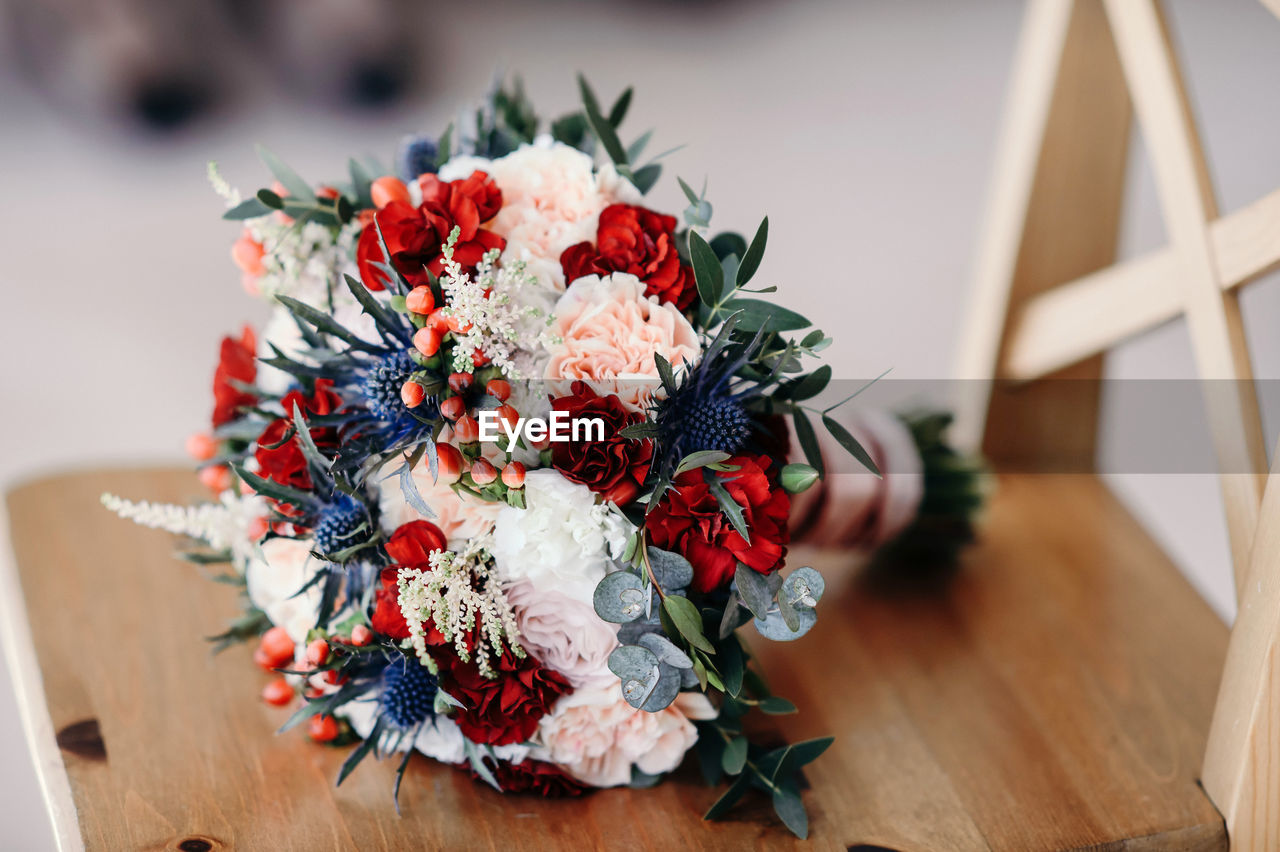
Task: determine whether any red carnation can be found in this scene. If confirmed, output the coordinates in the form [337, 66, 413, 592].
[253, 380, 343, 492]
[440, 646, 570, 747]
[371, 567, 411, 639]
[463, 757, 586, 798]
[646, 455, 791, 593]
[561, 203, 694, 309]
[357, 170, 505, 290]
[550, 382, 652, 505]
[212, 326, 258, 427]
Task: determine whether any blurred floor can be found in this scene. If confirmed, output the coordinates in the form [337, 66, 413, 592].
[2, 0, 1279, 847]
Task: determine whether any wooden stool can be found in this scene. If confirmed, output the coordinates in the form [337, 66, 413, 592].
[3, 1, 1277, 848]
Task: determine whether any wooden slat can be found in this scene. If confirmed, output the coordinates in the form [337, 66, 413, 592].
[1204, 439, 1280, 851]
[3, 468, 1229, 850]
[1003, 186, 1280, 381]
[1103, 0, 1266, 588]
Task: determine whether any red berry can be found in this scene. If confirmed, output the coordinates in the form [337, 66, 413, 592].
[471, 348, 490, 367]
[371, 176, 410, 209]
[185, 432, 217, 461]
[350, 624, 373, 647]
[259, 626, 295, 669]
[485, 379, 511, 401]
[439, 396, 466, 421]
[436, 443, 464, 484]
[453, 414, 480, 444]
[448, 372, 474, 394]
[470, 458, 497, 485]
[323, 669, 348, 686]
[199, 465, 231, 493]
[501, 462, 526, 489]
[496, 404, 520, 429]
[305, 639, 329, 667]
[308, 715, 340, 742]
[400, 380, 425, 408]
[413, 327, 441, 357]
[426, 309, 451, 334]
[406, 285, 435, 315]
[261, 678, 294, 706]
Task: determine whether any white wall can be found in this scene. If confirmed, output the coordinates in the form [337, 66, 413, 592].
[2, 1, 1278, 846]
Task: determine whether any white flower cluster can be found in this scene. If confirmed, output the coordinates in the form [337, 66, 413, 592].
[396, 534, 523, 678]
[101, 491, 262, 565]
[438, 230, 558, 379]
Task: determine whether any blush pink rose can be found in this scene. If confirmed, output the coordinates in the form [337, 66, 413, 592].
[505, 580, 619, 688]
[545, 273, 699, 411]
[531, 685, 716, 787]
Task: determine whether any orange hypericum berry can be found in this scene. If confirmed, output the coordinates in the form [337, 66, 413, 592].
[485, 379, 511, 401]
[454, 414, 480, 444]
[305, 639, 329, 667]
[471, 348, 490, 367]
[199, 465, 231, 493]
[439, 396, 466, 421]
[258, 627, 295, 670]
[436, 442, 464, 484]
[470, 458, 497, 485]
[413, 327, 441, 357]
[185, 432, 217, 461]
[247, 516, 270, 542]
[308, 715, 340, 743]
[496, 404, 519, 429]
[350, 624, 373, 647]
[426, 309, 451, 334]
[447, 372, 474, 394]
[405, 285, 435, 315]
[501, 462, 526, 489]
[261, 678, 294, 707]
[323, 669, 348, 686]
[371, 176, 411, 209]
[400, 380, 425, 408]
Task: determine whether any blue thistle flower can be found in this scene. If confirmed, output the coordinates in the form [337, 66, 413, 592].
[380, 657, 438, 729]
[312, 492, 371, 557]
[397, 135, 438, 181]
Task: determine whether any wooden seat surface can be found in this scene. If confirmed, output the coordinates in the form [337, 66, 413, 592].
[1, 468, 1228, 851]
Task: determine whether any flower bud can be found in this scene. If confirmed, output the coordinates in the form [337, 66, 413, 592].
[413, 327, 441, 357]
[496, 404, 519, 430]
[405, 285, 435, 315]
[436, 442, 464, 484]
[308, 714, 340, 743]
[231, 232, 265, 276]
[185, 432, 217, 461]
[485, 379, 511, 401]
[427, 309, 451, 334]
[501, 462, 526, 489]
[470, 458, 497, 485]
[371, 175, 411, 209]
[350, 624, 373, 647]
[453, 414, 480, 444]
[439, 396, 466, 421]
[199, 464, 231, 493]
[400, 380, 425, 408]
[257, 626, 294, 670]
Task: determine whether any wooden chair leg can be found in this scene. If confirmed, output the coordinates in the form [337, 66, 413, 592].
[953, 0, 1131, 471]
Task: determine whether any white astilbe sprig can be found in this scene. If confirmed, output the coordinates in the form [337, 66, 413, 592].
[101, 491, 264, 568]
[438, 227, 559, 378]
[396, 534, 524, 679]
[207, 161, 241, 206]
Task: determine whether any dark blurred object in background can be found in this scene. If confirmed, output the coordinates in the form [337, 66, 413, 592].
[0, 0, 421, 132]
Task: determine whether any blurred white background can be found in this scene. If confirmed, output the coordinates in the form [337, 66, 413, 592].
[2, 0, 1279, 847]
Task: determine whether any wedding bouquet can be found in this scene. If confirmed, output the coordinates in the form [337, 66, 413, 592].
[105, 78, 983, 839]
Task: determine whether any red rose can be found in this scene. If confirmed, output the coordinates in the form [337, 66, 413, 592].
[385, 520, 448, 567]
[550, 382, 652, 505]
[253, 380, 343, 491]
[357, 170, 505, 290]
[561, 203, 694, 309]
[212, 326, 258, 427]
[441, 646, 569, 746]
[646, 455, 791, 593]
[463, 757, 586, 798]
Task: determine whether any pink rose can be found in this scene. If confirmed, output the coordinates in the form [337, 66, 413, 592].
[505, 580, 619, 688]
[545, 273, 699, 411]
[531, 685, 716, 787]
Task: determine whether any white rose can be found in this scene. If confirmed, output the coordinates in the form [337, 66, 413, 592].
[490, 471, 633, 605]
[530, 685, 716, 787]
[245, 536, 324, 644]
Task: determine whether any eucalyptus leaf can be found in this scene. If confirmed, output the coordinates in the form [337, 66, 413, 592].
[754, 607, 817, 642]
[646, 547, 694, 590]
[257, 145, 315, 202]
[771, 782, 809, 839]
[703, 772, 753, 820]
[786, 365, 832, 402]
[222, 198, 272, 220]
[823, 414, 882, 477]
[631, 163, 661, 194]
[782, 567, 825, 609]
[663, 594, 714, 654]
[637, 632, 693, 669]
[720, 298, 810, 332]
[721, 736, 748, 775]
[791, 409, 825, 477]
[737, 216, 769, 286]
[758, 696, 798, 715]
[721, 637, 745, 697]
[689, 229, 723, 306]
[733, 564, 772, 620]
[594, 571, 647, 623]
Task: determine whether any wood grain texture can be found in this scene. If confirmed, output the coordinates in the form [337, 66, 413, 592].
[4, 468, 1228, 850]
